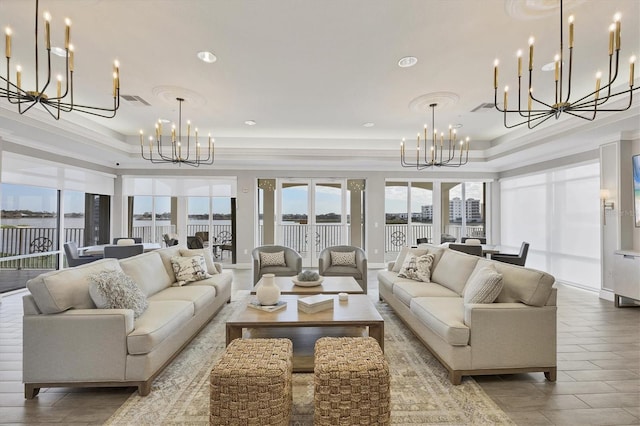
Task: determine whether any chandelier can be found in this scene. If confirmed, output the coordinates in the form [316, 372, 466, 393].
[140, 97, 214, 167]
[1, 0, 120, 119]
[400, 103, 469, 169]
[493, 0, 637, 129]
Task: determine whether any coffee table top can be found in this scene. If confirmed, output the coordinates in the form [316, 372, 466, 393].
[229, 294, 382, 327]
[252, 275, 363, 295]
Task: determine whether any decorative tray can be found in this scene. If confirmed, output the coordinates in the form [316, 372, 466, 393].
[291, 276, 324, 287]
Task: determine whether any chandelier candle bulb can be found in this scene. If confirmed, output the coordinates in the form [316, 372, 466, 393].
[16, 66, 21, 89]
[568, 16, 574, 48]
[517, 51, 522, 77]
[5, 28, 11, 58]
[43, 12, 51, 49]
[609, 24, 615, 56]
[614, 13, 621, 50]
[64, 19, 70, 49]
[56, 75, 62, 98]
[554, 55, 560, 81]
[504, 86, 508, 110]
[595, 72, 602, 99]
[148, 136, 152, 154]
[68, 46, 74, 71]
[139, 130, 143, 146]
[528, 37, 534, 70]
[112, 72, 117, 97]
[630, 57, 635, 87]
[494, 59, 499, 88]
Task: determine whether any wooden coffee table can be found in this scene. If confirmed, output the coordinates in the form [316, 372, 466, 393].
[252, 275, 363, 295]
[226, 294, 384, 372]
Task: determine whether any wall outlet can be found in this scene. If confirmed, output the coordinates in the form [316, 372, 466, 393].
[243, 249, 248, 255]
[374, 222, 378, 228]
[374, 249, 378, 254]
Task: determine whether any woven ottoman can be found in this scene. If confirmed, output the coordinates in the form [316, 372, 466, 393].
[210, 338, 293, 425]
[314, 336, 390, 425]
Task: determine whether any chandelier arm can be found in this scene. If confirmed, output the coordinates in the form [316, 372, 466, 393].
[572, 88, 635, 112]
[516, 76, 530, 118]
[54, 95, 120, 118]
[18, 98, 40, 115]
[563, 47, 574, 104]
[40, 101, 62, 120]
[527, 113, 557, 129]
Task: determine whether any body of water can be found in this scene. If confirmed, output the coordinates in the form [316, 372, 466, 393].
[2, 218, 231, 228]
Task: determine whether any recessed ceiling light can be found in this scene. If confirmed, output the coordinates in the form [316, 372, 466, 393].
[197, 51, 217, 63]
[398, 56, 418, 68]
[51, 46, 67, 57]
[244, 120, 257, 126]
[362, 122, 375, 128]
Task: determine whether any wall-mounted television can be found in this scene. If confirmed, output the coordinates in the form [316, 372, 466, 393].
[634, 154, 640, 227]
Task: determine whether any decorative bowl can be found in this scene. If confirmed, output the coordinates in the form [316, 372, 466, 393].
[291, 276, 324, 287]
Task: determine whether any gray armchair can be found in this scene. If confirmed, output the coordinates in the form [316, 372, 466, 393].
[492, 242, 530, 266]
[252, 245, 302, 285]
[318, 245, 368, 294]
[448, 243, 483, 257]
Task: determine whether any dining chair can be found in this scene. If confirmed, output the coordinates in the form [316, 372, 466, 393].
[491, 242, 530, 266]
[113, 237, 142, 245]
[448, 243, 483, 257]
[63, 242, 103, 267]
[103, 244, 144, 260]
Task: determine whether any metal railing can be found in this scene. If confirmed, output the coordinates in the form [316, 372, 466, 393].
[0, 226, 84, 269]
[384, 223, 485, 252]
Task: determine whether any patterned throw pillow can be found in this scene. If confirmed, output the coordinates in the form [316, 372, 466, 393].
[170, 255, 212, 286]
[88, 270, 148, 318]
[260, 251, 286, 267]
[464, 265, 503, 304]
[179, 248, 219, 275]
[330, 251, 356, 267]
[398, 253, 435, 282]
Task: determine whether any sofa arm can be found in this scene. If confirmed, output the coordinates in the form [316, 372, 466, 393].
[213, 262, 223, 274]
[23, 309, 134, 384]
[387, 262, 395, 271]
[464, 303, 557, 370]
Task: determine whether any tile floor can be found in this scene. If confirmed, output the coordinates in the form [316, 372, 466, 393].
[0, 269, 638, 425]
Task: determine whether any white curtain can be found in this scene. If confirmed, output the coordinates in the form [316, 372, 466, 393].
[500, 162, 601, 290]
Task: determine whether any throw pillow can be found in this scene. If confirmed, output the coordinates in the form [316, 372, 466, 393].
[463, 264, 503, 304]
[260, 251, 286, 267]
[170, 255, 212, 286]
[88, 270, 148, 318]
[392, 247, 428, 273]
[179, 248, 218, 275]
[330, 251, 356, 267]
[415, 253, 436, 283]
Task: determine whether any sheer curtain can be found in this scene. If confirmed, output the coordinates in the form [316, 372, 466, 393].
[500, 162, 601, 290]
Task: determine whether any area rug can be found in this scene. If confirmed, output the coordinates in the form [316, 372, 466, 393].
[105, 296, 513, 425]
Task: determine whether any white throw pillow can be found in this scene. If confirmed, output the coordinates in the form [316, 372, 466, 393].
[179, 248, 218, 275]
[392, 247, 428, 273]
[260, 251, 286, 267]
[170, 255, 212, 286]
[330, 251, 356, 267]
[398, 253, 435, 282]
[463, 264, 503, 304]
[88, 270, 148, 318]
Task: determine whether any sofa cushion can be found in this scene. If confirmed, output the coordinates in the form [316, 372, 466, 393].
[127, 300, 194, 355]
[431, 249, 479, 295]
[156, 245, 184, 282]
[119, 251, 173, 297]
[322, 265, 362, 279]
[179, 248, 218, 275]
[170, 255, 212, 286]
[26, 258, 122, 314]
[410, 297, 469, 346]
[391, 247, 428, 273]
[393, 280, 460, 307]
[147, 285, 216, 313]
[259, 265, 296, 276]
[463, 264, 503, 304]
[488, 260, 555, 307]
[260, 251, 286, 267]
[88, 270, 149, 318]
[186, 272, 233, 299]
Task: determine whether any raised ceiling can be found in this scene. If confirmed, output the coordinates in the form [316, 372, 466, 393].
[0, 0, 638, 172]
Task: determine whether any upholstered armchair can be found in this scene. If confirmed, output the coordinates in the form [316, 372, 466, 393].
[252, 245, 302, 284]
[318, 245, 368, 294]
[63, 242, 102, 267]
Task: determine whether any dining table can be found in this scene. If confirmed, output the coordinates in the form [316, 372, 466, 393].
[79, 243, 162, 256]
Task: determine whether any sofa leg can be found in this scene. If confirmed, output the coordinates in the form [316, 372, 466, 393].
[25, 384, 40, 399]
[138, 381, 152, 396]
[449, 371, 462, 385]
[544, 368, 557, 382]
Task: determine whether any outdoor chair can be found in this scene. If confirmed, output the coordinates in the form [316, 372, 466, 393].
[187, 236, 204, 249]
[63, 241, 102, 267]
[163, 234, 179, 247]
[491, 242, 530, 266]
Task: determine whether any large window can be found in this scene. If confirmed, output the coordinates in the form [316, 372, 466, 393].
[500, 163, 600, 289]
[442, 182, 485, 242]
[385, 181, 433, 255]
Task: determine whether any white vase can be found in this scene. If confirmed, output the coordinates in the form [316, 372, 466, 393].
[256, 273, 281, 306]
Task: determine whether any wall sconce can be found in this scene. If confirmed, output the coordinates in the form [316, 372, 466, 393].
[600, 189, 615, 225]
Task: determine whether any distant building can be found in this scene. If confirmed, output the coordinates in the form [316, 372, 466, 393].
[449, 197, 483, 222]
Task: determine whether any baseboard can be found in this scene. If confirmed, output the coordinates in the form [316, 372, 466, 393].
[599, 289, 615, 302]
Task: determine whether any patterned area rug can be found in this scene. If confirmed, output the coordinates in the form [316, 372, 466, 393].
[106, 297, 513, 425]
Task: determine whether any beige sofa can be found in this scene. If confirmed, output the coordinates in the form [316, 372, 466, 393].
[22, 245, 232, 398]
[378, 244, 557, 385]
